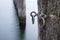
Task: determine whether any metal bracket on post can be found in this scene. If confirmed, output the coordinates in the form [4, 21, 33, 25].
[30, 11, 47, 26]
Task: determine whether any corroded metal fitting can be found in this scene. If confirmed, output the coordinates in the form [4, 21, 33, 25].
[30, 11, 47, 27]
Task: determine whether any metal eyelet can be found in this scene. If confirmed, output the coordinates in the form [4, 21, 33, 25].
[30, 11, 46, 26]
[40, 17, 46, 27]
[30, 11, 37, 24]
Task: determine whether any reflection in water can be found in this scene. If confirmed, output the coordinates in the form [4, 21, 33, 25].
[20, 29, 25, 40]
[19, 23, 26, 40]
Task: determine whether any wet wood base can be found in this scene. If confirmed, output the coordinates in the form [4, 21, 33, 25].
[19, 16, 26, 30]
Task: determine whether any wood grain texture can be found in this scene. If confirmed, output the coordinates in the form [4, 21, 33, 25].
[37, 0, 60, 40]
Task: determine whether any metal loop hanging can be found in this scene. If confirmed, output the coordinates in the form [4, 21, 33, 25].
[30, 11, 46, 27]
[40, 17, 46, 27]
[30, 11, 37, 17]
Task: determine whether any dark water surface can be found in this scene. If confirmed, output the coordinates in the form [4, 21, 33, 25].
[0, 0, 38, 40]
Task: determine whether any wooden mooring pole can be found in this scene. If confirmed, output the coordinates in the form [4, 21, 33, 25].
[38, 0, 60, 40]
[13, 0, 26, 30]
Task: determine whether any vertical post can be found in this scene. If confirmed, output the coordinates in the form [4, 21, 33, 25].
[13, 0, 26, 30]
[37, 0, 60, 40]
[37, 0, 48, 40]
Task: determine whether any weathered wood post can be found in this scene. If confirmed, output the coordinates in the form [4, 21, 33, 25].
[13, 0, 26, 30]
[37, 0, 60, 40]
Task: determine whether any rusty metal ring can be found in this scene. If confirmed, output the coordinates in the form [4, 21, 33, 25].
[30, 11, 36, 17]
[41, 17, 45, 27]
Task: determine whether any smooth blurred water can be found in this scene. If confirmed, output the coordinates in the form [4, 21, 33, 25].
[0, 0, 38, 40]
[25, 0, 38, 40]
